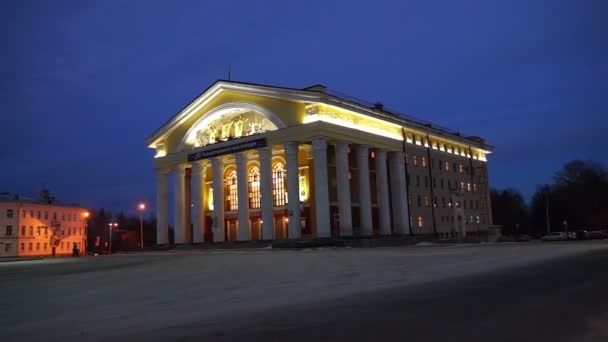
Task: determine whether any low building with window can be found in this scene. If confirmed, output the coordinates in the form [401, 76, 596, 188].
[0, 191, 88, 257]
[147, 81, 493, 244]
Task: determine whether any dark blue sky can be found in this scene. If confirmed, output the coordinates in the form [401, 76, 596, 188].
[1, 0, 606, 215]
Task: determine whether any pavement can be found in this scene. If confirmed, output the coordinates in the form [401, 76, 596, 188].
[1, 241, 607, 341]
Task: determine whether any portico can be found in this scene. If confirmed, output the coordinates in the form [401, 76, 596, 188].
[147, 80, 493, 244]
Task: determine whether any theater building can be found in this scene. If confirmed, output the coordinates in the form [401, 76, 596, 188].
[147, 81, 493, 244]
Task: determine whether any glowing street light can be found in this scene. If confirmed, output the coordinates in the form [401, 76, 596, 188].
[138, 203, 146, 249]
[108, 222, 118, 255]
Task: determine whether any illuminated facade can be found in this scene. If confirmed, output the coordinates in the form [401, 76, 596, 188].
[147, 81, 493, 244]
[0, 193, 88, 257]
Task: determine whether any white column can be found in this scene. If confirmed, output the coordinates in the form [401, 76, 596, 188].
[173, 165, 187, 244]
[389, 151, 410, 235]
[235, 152, 250, 241]
[312, 137, 330, 237]
[259, 147, 275, 240]
[285, 141, 302, 239]
[375, 149, 391, 235]
[334, 141, 353, 236]
[155, 168, 169, 245]
[191, 161, 205, 243]
[211, 157, 225, 242]
[357, 145, 373, 235]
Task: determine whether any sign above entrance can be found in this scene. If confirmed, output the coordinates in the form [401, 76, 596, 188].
[188, 137, 268, 161]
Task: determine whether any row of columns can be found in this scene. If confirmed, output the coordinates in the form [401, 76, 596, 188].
[156, 137, 411, 244]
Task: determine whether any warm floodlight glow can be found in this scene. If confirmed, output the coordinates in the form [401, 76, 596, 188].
[138, 203, 146, 211]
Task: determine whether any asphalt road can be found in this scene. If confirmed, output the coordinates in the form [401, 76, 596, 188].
[137, 247, 608, 342]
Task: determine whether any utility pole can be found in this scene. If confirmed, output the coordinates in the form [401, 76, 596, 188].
[545, 192, 550, 234]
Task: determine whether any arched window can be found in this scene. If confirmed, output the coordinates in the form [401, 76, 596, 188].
[273, 163, 287, 206]
[248, 167, 261, 209]
[226, 170, 238, 211]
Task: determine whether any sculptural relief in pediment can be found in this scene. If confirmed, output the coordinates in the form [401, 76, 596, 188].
[193, 110, 276, 148]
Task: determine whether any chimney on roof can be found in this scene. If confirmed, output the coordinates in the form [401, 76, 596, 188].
[304, 84, 327, 93]
[373, 102, 384, 110]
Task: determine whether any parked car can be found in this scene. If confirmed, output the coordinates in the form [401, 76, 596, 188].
[574, 230, 588, 240]
[585, 231, 608, 240]
[566, 232, 577, 240]
[541, 232, 568, 241]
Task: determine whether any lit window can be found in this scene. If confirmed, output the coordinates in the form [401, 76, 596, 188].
[28, 243, 33, 251]
[444, 161, 449, 171]
[459, 164, 464, 174]
[467, 183, 472, 192]
[29, 226, 33, 236]
[21, 226, 25, 236]
[418, 216, 423, 228]
[273, 163, 287, 206]
[370, 151, 375, 158]
[421, 157, 427, 167]
[248, 167, 261, 209]
[425, 196, 430, 207]
[448, 200, 453, 208]
[413, 155, 418, 166]
[473, 184, 477, 192]
[36, 226, 40, 235]
[226, 170, 238, 211]
[405, 154, 409, 164]
[36, 242, 40, 251]
[461, 182, 465, 190]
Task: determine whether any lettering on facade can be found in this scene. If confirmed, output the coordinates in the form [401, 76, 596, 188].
[188, 138, 268, 162]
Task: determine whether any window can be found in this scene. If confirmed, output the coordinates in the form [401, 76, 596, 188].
[437, 160, 441, 170]
[418, 216, 423, 228]
[459, 164, 464, 174]
[272, 163, 287, 206]
[417, 195, 422, 207]
[43, 242, 47, 250]
[248, 167, 261, 209]
[413, 155, 418, 166]
[405, 154, 409, 164]
[470, 200, 473, 209]
[30, 210, 34, 218]
[448, 200, 453, 208]
[21, 243, 24, 251]
[5, 225, 12, 236]
[37, 226, 41, 236]
[467, 183, 472, 192]
[455, 201, 460, 208]
[433, 196, 437, 207]
[440, 179, 444, 189]
[464, 200, 467, 209]
[444, 161, 449, 171]
[22, 210, 26, 218]
[21, 226, 25, 236]
[44, 227, 48, 236]
[6, 209, 13, 218]
[416, 175, 420, 187]
[36, 242, 40, 251]
[44, 211, 48, 219]
[29, 226, 33, 236]
[425, 196, 430, 207]
[442, 197, 446, 208]
[473, 184, 477, 192]
[37, 211, 41, 219]
[448, 180, 451, 188]
[476, 200, 479, 209]
[452, 163, 457, 173]
[5, 243, 10, 253]
[53, 212, 57, 220]
[461, 182, 465, 190]
[424, 176, 428, 188]
[421, 157, 427, 167]
[226, 170, 238, 211]
[28, 243, 33, 251]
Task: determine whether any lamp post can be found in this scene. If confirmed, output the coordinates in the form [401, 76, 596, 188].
[138, 203, 146, 249]
[108, 222, 117, 255]
[82, 212, 89, 256]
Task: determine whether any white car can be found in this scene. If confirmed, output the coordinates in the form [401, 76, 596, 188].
[541, 232, 567, 241]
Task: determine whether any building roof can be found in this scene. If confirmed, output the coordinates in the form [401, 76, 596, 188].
[147, 79, 493, 151]
[0, 192, 83, 208]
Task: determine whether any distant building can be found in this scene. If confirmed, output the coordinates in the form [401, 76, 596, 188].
[147, 80, 493, 244]
[0, 191, 88, 257]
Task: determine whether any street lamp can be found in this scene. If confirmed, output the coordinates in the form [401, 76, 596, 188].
[82, 211, 90, 256]
[108, 222, 118, 255]
[138, 203, 146, 249]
